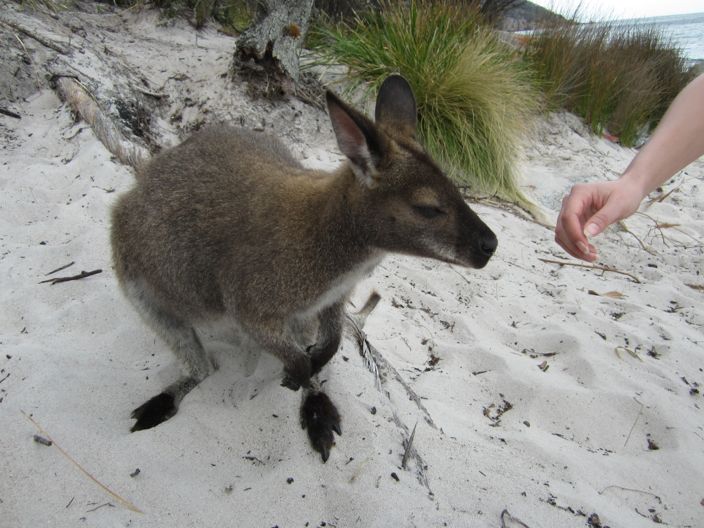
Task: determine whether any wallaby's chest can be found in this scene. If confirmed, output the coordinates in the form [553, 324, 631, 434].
[297, 253, 383, 318]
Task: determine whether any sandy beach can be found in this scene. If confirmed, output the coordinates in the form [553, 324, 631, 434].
[1, 4, 703, 527]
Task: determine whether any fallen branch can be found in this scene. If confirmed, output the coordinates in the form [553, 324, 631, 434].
[53, 76, 149, 169]
[40, 269, 102, 285]
[0, 16, 69, 54]
[22, 411, 143, 514]
[538, 258, 641, 284]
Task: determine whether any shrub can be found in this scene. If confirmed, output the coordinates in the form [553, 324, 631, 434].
[311, 0, 539, 207]
[525, 15, 691, 146]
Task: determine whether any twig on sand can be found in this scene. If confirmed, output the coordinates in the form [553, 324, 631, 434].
[538, 258, 641, 284]
[22, 411, 143, 514]
[0, 107, 21, 119]
[40, 269, 102, 285]
[45, 261, 75, 276]
[86, 502, 114, 513]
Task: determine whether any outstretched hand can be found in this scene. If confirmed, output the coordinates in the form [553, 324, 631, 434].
[555, 180, 644, 261]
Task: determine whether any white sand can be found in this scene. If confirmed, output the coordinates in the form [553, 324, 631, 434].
[1, 6, 703, 528]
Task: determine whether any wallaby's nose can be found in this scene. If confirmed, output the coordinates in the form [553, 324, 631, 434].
[479, 234, 498, 257]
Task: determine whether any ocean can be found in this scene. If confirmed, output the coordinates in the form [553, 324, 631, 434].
[616, 12, 704, 66]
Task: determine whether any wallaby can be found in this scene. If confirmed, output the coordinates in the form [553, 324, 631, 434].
[111, 75, 497, 462]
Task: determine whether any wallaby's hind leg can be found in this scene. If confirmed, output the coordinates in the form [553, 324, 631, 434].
[309, 302, 344, 376]
[123, 280, 216, 431]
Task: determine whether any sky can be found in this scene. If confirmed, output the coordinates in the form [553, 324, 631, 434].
[529, 0, 704, 20]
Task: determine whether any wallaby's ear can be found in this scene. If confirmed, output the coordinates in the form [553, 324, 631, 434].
[374, 75, 417, 137]
[326, 91, 385, 188]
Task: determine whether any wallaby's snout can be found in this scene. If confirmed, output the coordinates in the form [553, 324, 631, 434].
[455, 204, 498, 269]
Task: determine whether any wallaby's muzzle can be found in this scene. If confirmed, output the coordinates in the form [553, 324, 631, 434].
[454, 207, 498, 269]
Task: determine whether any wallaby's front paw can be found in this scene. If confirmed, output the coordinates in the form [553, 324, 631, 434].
[281, 359, 312, 391]
[130, 392, 177, 432]
[281, 374, 302, 391]
[301, 391, 342, 463]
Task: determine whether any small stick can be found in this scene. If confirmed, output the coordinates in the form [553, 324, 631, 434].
[0, 108, 21, 119]
[598, 484, 662, 503]
[40, 269, 101, 285]
[33, 434, 52, 446]
[86, 502, 114, 513]
[617, 221, 656, 255]
[538, 258, 641, 283]
[45, 261, 75, 276]
[22, 411, 143, 514]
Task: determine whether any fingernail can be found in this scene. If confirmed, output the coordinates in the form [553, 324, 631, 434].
[584, 223, 600, 237]
[576, 241, 590, 255]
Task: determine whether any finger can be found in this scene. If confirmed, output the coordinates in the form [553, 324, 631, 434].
[583, 199, 625, 238]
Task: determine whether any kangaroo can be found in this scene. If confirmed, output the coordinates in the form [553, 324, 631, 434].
[111, 75, 497, 461]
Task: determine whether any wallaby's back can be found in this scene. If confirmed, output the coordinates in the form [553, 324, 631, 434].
[112, 126, 325, 320]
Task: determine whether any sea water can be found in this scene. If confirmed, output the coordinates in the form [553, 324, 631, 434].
[617, 12, 704, 66]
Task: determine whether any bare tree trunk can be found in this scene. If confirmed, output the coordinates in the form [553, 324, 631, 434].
[235, 0, 315, 83]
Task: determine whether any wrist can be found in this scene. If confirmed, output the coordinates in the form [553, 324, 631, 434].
[619, 169, 654, 202]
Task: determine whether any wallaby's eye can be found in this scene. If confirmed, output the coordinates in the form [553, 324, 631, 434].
[413, 205, 447, 219]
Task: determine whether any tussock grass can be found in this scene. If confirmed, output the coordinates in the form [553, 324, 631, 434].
[525, 15, 691, 146]
[311, 0, 539, 207]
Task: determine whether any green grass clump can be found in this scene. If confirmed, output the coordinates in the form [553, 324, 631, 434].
[525, 16, 691, 146]
[311, 0, 539, 207]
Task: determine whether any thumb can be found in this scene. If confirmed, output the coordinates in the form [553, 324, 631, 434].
[584, 200, 623, 238]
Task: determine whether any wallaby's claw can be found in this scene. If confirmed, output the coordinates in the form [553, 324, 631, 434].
[130, 392, 176, 432]
[301, 391, 341, 463]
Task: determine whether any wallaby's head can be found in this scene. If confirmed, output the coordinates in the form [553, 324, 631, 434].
[327, 75, 497, 269]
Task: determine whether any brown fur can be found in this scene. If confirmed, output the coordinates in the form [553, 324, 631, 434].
[111, 75, 497, 461]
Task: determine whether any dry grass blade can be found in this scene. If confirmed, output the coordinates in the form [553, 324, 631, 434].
[22, 411, 143, 514]
[588, 290, 626, 299]
[614, 346, 643, 362]
[618, 220, 656, 255]
[401, 421, 417, 470]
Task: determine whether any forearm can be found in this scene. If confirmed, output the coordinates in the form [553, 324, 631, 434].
[620, 74, 704, 198]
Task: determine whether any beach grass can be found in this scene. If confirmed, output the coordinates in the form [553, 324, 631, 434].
[310, 0, 539, 208]
[524, 14, 692, 146]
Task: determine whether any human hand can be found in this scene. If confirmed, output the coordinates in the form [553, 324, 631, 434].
[555, 179, 645, 261]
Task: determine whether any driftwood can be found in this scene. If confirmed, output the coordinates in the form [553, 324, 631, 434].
[235, 0, 314, 83]
[1, 5, 159, 170]
[52, 76, 150, 168]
